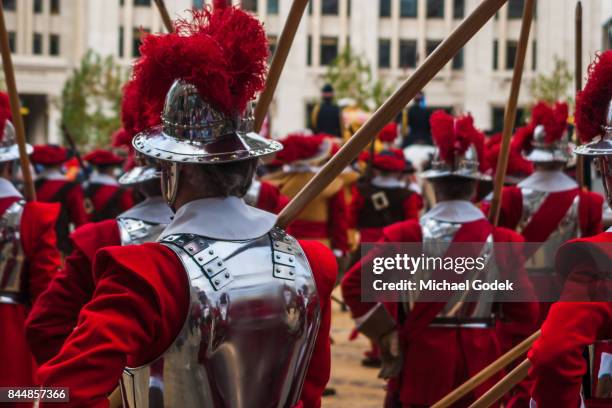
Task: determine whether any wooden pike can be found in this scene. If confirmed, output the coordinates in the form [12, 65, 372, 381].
[575, 1, 584, 187]
[0, 2, 36, 201]
[154, 0, 174, 33]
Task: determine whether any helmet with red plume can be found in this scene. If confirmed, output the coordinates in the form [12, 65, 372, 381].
[0, 92, 33, 163]
[275, 134, 332, 167]
[422, 110, 488, 180]
[522, 101, 571, 163]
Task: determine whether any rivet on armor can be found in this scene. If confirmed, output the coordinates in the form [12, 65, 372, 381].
[198, 257, 203, 261]
[217, 261, 222, 266]
[215, 279, 220, 285]
[209, 250, 214, 255]
[224, 272, 230, 278]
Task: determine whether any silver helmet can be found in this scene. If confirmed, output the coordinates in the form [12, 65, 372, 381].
[0, 121, 33, 163]
[133, 80, 281, 164]
[422, 144, 487, 181]
[118, 153, 160, 187]
[524, 124, 572, 163]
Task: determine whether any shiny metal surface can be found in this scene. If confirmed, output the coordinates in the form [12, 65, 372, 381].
[132, 80, 282, 165]
[243, 178, 262, 207]
[121, 228, 321, 408]
[0, 122, 33, 163]
[117, 218, 167, 246]
[422, 145, 489, 181]
[0, 200, 25, 301]
[525, 124, 572, 163]
[519, 189, 580, 271]
[575, 100, 612, 156]
[118, 166, 160, 186]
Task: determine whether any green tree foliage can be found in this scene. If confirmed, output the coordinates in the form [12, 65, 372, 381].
[324, 46, 394, 110]
[529, 56, 574, 107]
[60, 50, 127, 147]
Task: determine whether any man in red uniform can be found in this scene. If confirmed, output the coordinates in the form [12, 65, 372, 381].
[36, 5, 335, 408]
[31, 145, 89, 254]
[244, 176, 289, 213]
[83, 148, 133, 221]
[528, 50, 612, 408]
[0, 93, 62, 403]
[26, 85, 173, 367]
[341, 110, 538, 407]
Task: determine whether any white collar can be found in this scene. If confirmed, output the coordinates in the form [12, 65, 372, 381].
[117, 196, 173, 225]
[422, 200, 485, 223]
[518, 170, 578, 193]
[0, 177, 22, 199]
[371, 175, 406, 189]
[160, 196, 277, 240]
[89, 172, 119, 187]
[37, 168, 66, 181]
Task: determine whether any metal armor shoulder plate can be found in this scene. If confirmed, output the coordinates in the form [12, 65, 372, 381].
[116, 218, 167, 246]
[0, 200, 26, 304]
[121, 227, 321, 408]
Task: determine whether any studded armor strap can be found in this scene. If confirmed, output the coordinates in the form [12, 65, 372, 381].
[116, 218, 167, 246]
[0, 200, 26, 304]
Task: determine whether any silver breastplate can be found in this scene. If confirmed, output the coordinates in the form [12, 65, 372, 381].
[415, 218, 495, 323]
[520, 188, 580, 272]
[117, 218, 167, 246]
[0, 200, 25, 304]
[121, 228, 321, 408]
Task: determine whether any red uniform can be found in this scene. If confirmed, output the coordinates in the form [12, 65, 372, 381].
[0, 195, 61, 395]
[35, 178, 89, 227]
[252, 179, 289, 214]
[341, 211, 539, 407]
[36, 239, 336, 408]
[529, 231, 612, 408]
[85, 180, 133, 222]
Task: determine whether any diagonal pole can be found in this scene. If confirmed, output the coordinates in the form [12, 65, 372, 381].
[254, 0, 310, 133]
[154, 0, 174, 33]
[277, 0, 510, 228]
[488, 0, 536, 226]
[0, 2, 35, 201]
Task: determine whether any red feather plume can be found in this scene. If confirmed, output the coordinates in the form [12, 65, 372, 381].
[530, 101, 568, 143]
[276, 134, 325, 164]
[378, 123, 398, 143]
[430, 110, 486, 170]
[576, 50, 612, 143]
[128, 6, 268, 127]
[0, 92, 13, 139]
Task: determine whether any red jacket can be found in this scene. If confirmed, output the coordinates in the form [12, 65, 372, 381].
[257, 180, 290, 214]
[0, 196, 61, 391]
[35, 179, 89, 227]
[37, 239, 337, 408]
[341, 218, 538, 407]
[26, 219, 120, 365]
[85, 183, 134, 222]
[529, 232, 612, 408]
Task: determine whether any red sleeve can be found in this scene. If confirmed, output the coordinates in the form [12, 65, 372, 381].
[37, 244, 188, 408]
[328, 190, 348, 253]
[22, 202, 62, 301]
[65, 184, 90, 226]
[25, 220, 120, 365]
[528, 301, 612, 408]
[402, 192, 423, 221]
[299, 240, 337, 408]
[348, 185, 364, 228]
[579, 191, 604, 238]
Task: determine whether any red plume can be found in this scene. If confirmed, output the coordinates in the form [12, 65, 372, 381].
[576, 50, 612, 143]
[276, 134, 325, 164]
[431, 110, 485, 170]
[0, 92, 13, 138]
[530, 101, 568, 143]
[511, 124, 535, 153]
[129, 6, 268, 124]
[213, 0, 229, 9]
[378, 123, 398, 143]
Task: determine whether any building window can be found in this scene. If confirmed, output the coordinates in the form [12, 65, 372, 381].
[426, 0, 444, 18]
[320, 37, 338, 65]
[380, 0, 391, 17]
[378, 39, 390, 68]
[193, 0, 204, 8]
[32, 33, 43, 55]
[400, 0, 417, 18]
[267, 35, 277, 61]
[453, 0, 464, 19]
[50, 0, 60, 14]
[604, 19, 612, 50]
[426, 40, 442, 56]
[8, 31, 15, 52]
[132, 28, 150, 57]
[452, 48, 464, 70]
[33, 0, 43, 13]
[531, 40, 537, 71]
[134, 0, 151, 5]
[492, 106, 525, 132]
[399, 40, 417, 68]
[242, 0, 257, 12]
[493, 40, 498, 70]
[2, 0, 16, 11]
[307, 35, 312, 66]
[508, 0, 523, 19]
[267, 0, 279, 14]
[347, 0, 351, 17]
[506, 40, 517, 70]
[49, 34, 60, 56]
[118, 26, 124, 57]
[308, 0, 312, 15]
[322, 0, 339, 15]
